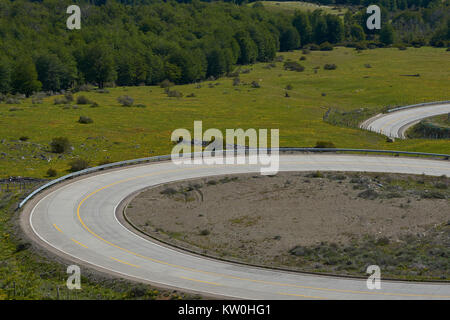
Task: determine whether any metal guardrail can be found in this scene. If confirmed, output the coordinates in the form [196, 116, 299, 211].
[17, 148, 450, 209]
[387, 100, 450, 113]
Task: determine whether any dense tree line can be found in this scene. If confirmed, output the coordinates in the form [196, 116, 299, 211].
[0, 0, 448, 96]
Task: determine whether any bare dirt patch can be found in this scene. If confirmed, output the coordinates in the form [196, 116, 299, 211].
[126, 171, 450, 280]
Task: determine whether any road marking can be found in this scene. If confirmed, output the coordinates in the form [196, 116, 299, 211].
[110, 256, 140, 268]
[179, 276, 222, 286]
[71, 238, 88, 249]
[277, 292, 326, 300]
[72, 165, 450, 298]
[53, 224, 62, 233]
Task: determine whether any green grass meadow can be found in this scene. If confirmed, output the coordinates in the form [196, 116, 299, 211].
[0, 46, 449, 178]
[250, 1, 346, 15]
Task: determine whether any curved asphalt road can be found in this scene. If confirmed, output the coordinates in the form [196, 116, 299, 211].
[23, 154, 450, 299]
[360, 102, 450, 139]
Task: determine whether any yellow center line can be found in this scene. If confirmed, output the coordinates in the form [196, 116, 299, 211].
[179, 276, 222, 286]
[110, 256, 140, 268]
[71, 238, 88, 249]
[74, 164, 450, 298]
[53, 224, 63, 233]
[277, 292, 327, 300]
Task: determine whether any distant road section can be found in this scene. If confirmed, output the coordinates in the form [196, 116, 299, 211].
[360, 102, 450, 139]
[21, 154, 450, 300]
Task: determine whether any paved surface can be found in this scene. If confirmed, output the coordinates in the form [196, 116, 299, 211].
[360, 102, 450, 139]
[24, 154, 450, 299]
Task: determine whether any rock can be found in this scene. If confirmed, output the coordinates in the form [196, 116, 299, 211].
[358, 189, 379, 200]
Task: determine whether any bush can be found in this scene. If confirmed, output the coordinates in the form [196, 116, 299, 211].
[167, 90, 183, 98]
[64, 92, 74, 102]
[355, 42, 367, 50]
[319, 42, 333, 51]
[53, 96, 68, 105]
[314, 141, 335, 148]
[308, 44, 320, 51]
[323, 64, 337, 70]
[76, 95, 91, 105]
[46, 168, 57, 177]
[299, 56, 306, 61]
[159, 79, 174, 88]
[251, 81, 260, 88]
[50, 137, 71, 153]
[283, 61, 305, 72]
[199, 229, 210, 236]
[19, 136, 29, 141]
[233, 77, 240, 86]
[302, 48, 310, 54]
[285, 84, 293, 90]
[69, 158, 89, 172]
[117, 95, 134, 106]
[78, 116, 93, 124]
[160, 187, 177, 196]
[90, 102, 99, 108]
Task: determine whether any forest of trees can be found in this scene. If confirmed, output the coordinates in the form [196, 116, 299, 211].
[0, 0, 448, 96]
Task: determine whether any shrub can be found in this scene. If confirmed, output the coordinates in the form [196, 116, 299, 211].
[251, 81, 260, 88]
[358, 189, 379, 200]
[302, 48, 310, 54]
[274, 55, 284, 62]
[75, 84, 93, 92]
[160, 187, 177, 196]
[135, 104, 147, 108]
[90, 102, 99, 108]
[319, 42, 333, 51]
[78, 116, 93, 124]
[159, 79, 174, 88]
[285, 84, 293, 90]
[199, 229, 210, 236]
[46, 168, 57, 177]
[76, 95, 91, 104]
[314, 141, 335, 148]
[233, 77, 240, 86]
[69, 158, 89, 172]
[167, 90, 183, 98]
[19, 136, 29, 141]
[53, 96, 68, 105]
[354, 42, 367, 50]
[324, 64, 337, 70]
[50, 137, 71, 153]
[308, 44, 320, 51]
[64, 92, 74, 102]
[117, 95, 134, 106]
[299, 56, 306, 61]
[283, 61, 305, 72]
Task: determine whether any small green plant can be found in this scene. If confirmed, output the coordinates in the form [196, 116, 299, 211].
[69, 158, 89, 172]
[78, 116, 93, 124]
[324, 64, 337, 70]
[50, 137, 71, 153]
[46, 168, 57, 177]
[314, 141, 335, 148]
[117, 95, 134, 106]
[76, 95, 91, 105]
[199, 229, 210, 236]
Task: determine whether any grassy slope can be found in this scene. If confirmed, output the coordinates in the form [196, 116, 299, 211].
[0, 47, 449, 178]
[0, 187, 191, 299]
[250, 1, 346, 15]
